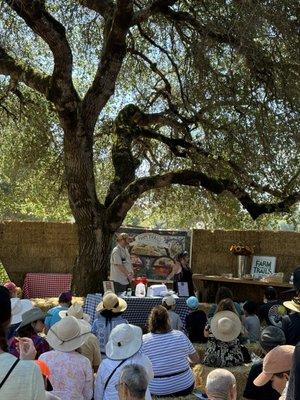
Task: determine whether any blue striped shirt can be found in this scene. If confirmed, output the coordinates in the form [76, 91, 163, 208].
[142, 330, 196, 396]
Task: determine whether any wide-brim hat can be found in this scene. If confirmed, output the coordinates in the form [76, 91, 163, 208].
[283, 297, 300, 313]
[46, 316, 91, 352]
[16, 307, 45, 331]
[59, 303, 90, 323]
[10, 298, 33, 325]
[211, 311, 242, 342]
[106, 323, 142, 360]
[96, 292, 127, 313]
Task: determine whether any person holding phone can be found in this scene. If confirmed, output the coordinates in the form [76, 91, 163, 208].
[0, 286, 45, 399]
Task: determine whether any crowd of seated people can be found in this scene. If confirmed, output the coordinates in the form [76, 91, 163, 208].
[0, 267, 300, 400]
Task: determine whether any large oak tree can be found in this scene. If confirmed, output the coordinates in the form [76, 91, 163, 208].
[0, 0, 299, 294]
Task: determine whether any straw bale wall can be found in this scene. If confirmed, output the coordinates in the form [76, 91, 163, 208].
[191, 229, 300, 279]
[0, 221, 78, 285]
[1, 222, 299, 291]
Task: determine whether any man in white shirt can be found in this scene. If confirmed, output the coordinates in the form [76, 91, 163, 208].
[110, 233, 134, 294]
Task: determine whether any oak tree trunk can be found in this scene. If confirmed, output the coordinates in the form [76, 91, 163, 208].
[72, 224, 113, 295]
[63, 120, 117, 296]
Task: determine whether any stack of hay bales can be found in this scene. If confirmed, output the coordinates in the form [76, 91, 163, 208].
[32, 297, 84, 312]
[191, 229, 300, 279]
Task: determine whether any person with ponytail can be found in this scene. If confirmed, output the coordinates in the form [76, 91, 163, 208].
[0, 286, 45, 399]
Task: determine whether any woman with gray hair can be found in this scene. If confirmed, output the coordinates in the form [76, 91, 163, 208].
[206, 369, 237, 400]
[117, 364, 149, 400]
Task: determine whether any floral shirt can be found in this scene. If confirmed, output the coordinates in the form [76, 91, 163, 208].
[9, 333, 50, 359]
[203, 337, 244, 368]
[39, 350, 93, 400]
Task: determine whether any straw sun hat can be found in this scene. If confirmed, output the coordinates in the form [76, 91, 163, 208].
[283, 296, 300, 313]
[96, 292, 127, 313]
[46, 316, 91, 352]
[106, 323, 142, 360]
[211, 311, 242, 342]
[59, 303, 90, 323]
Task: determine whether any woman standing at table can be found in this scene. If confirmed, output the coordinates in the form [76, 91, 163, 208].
[166, 251, 195, 296]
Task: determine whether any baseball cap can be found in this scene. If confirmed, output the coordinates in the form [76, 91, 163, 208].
[186, 296, 199, 310]
[162, 294, 176, 306]
[254, 345, 294, 387]
[260, 326, 286, 352]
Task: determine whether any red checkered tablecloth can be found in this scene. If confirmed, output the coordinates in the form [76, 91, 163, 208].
[22, 273, 72, 298]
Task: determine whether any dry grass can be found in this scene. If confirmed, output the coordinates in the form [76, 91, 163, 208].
[32, 297, 84, 312]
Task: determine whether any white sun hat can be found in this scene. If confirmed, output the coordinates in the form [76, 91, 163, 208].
[46, 316, 91, 352]
[59, 303, 90, 323]
[10, 298, 33, 325]
[106, 323, 142, 360]
[211, 311, 242, 342]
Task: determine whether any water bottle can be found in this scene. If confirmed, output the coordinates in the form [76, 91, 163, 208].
[135, 282, 146, 298]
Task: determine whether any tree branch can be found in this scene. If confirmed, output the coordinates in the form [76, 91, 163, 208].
[78, 0, 114, 17]
[107, 169, 300, 230]
[104, 104, 141, 207]
[0, 46, 51, 96]
[5, 0, 78, 107]
[126, 107, 284, 198]
[131, 0, 178, 25]
[82, 0, 133, 131]
[160, 7, 275, 88]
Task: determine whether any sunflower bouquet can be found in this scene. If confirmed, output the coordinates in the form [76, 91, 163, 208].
[229, 244, 254, 256]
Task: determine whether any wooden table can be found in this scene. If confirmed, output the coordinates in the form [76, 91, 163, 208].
[193, 274, 293, 302]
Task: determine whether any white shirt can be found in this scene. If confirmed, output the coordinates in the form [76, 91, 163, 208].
[110, 244, 133, 285]
[142, 330, 195, 396]
[0, 352, 45, 400]
[168, 310, 183, 331]
[94, 351, 153, 400]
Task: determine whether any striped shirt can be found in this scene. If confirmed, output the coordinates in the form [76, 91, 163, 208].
[142, 330, 196, 396]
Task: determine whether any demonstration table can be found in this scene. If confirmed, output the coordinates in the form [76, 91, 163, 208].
[193, 274, 293, 303]
[83, 294, 190, 328]
[22, 273, 72, 298]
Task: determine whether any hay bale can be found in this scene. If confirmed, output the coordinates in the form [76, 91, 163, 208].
[194, 363, 252, 400]
[191, 229, 300, 278]
[32, 297, 84, 312]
